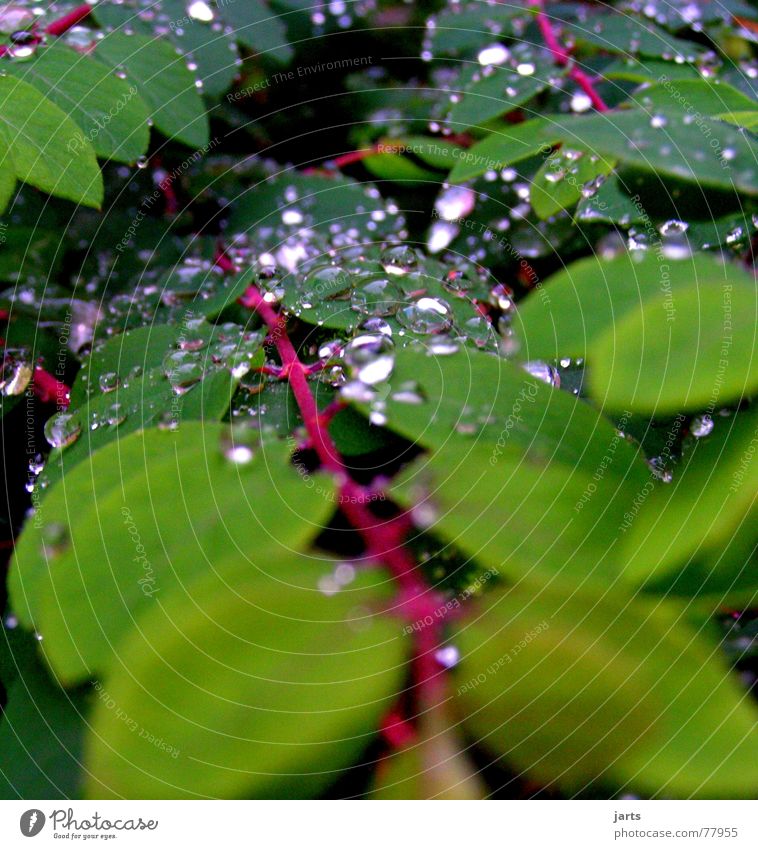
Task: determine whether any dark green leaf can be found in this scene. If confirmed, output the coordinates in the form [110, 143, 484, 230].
[95, 33, 210, 149]
[4, 44, 151, 164]
[0, 76, 103, 208]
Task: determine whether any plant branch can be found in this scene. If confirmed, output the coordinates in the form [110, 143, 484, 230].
[45, 4, 93, 37]
[32, 366, 70, 407]
[530, 0, 609, 112]
[238, 282, 448, 717]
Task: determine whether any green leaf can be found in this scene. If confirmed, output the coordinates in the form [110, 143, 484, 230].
[602, 58, 701, 84]
[563, 15, 707, 60]
[0, 76, 103, 208]
[84, 562, 407, 799]
[556, 108, 758, 196]
[631, 79, 757, 121]
[391, 437, 645, 586]
[228, 173, 403, 241]
[4, 44, 151, 164]
[357, 347, 649, 481]
[0, 158, 15, 215]
[622, 405, 758, 601]
[221, 0, 292, 64]
[456, 109, 758, 194]
[588, 276, 758, 414]
[513, 253, 753, 362]
[395, 137, 468, 170]
[574, 173, 646, 225]
[452, 582, 758, 797]
[0, 631, 89, 799]
[10, 424, 335, 685]
[158, 0, 239, 98]
[363, 153, 439, 184]
[447, 60, 556, 131]
[95, 33, 210, 149]
[39, 319, 261, 484]
[449, 118, 558, 182]
[531, 148, 614, 220]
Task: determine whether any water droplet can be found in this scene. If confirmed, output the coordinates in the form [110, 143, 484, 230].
[163, 350, 204, 394]
[435, 185, 476, 221]
[522, 361, 560, 388]
[106, 402, 127, 427]
[44, 412, 82, 449]
[0, 349, 33, 396]
[380, 245, 419, 276]
[359, 317, 393, 337]
[478, 44, 509, 66]
[690, 415, 714, 438]
[397, 297, 453, 334]
[39, 522, 69, 558]
[219, 426, 257, 464]
[187, 0, 214, 22]
[350, 277, 401, 317]
[98, 371, 120, 393]
[570, 92, 593, 113]
[659, 219, 688, 236]
[391, 381, 425, 404]
[344, 334, 395, 385]
[435, 645, 460, 668]
[157, 411, 180, 431]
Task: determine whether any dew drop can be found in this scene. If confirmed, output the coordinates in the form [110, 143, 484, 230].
[522, 361, 560, 388]
[98, 371, 120, 393]
[343, 334, 395, 385]
[380, 245, 419, 276]
[397, 297, 453, 335]
[690, 415, 714, 439]
[44, 411, 82, 449]
[350, 278, 401, 317]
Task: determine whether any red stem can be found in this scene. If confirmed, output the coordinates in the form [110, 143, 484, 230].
[238, 283, 447, 714]
[32, 367, 70, 408]
[45, 4, 92, 37]
[530, 0, 609, 112]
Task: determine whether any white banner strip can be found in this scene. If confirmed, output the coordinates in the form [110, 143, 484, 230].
[3, 800, 758, 848]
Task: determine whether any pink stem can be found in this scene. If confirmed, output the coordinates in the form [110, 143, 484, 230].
[239, 283, 447, 714]
[45, 4, 92, 37]
[530, 0, 609, 111]
[32, 367, 70, 408]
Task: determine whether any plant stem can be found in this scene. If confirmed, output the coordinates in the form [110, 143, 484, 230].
[45, 4, 93, 37]
[530, 0, 609, 112]
[238, 282, 447, 716]
[32, 367, 70, 407]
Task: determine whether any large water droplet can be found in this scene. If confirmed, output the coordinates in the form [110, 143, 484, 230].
[0, 349, 33, 396]
[44, 411, 82, 449]
[522, 361, 560, 388]
[344, 334, 395, 385]
[350, 278, 401, 317]
[99, 371, 120, 393]
[397, 296, 453, 334]
[187, 0, 214, 22]
[380, 245, 419, 276]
